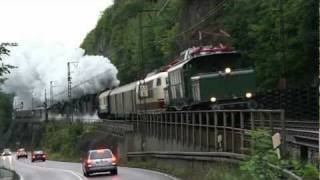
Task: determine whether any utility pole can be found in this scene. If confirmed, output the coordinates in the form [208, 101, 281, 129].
[50, 81, 53, 106]
[67, 62, 73, 122]
[279, 0, 286, 89]
[44, 89, 48, 122]
[67, 61, 78, 122]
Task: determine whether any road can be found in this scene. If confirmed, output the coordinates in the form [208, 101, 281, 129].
[0, 154, 176, 180]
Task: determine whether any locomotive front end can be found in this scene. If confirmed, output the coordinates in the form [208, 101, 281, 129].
[191, 68, 256, 109]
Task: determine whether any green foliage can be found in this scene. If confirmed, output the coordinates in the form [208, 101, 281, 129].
[42, 122, 93, 161]
[284, 160, 319, 179]
[203, 166, 253, 180]
[0, 43, 16, 84]
[240, 130, 282, 180]
[241, 130, 319, 179]
[223, 0, 317, 89]
[81, 0, 184, 84]
[0, 92, 14, 130]
[82, 0, 316, 89]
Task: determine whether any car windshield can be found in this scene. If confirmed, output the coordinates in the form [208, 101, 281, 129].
[34, 151, 43, 154]
[18, 148, 25, 152]
[90, 150, 112, 160]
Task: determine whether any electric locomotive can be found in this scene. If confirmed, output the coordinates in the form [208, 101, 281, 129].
[165, 44, 256, 110]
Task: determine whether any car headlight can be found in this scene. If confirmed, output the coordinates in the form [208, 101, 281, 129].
[210, 97, 217, 102]
[225, 67, 231, 74]
[245, 92, 252, 98]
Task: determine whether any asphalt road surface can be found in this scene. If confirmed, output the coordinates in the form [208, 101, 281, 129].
[0, 154, 176, 180]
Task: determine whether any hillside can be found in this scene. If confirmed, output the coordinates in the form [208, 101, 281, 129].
[81, 0, 318, 89]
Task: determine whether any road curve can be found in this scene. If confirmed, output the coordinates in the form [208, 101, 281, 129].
[0, 155, 176, 180]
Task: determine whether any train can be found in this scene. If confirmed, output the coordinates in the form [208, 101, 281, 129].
[14, 44, 257, 120]
[97, 44, 256, 118]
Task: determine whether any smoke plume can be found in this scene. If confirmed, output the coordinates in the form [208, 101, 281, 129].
[2, 42, 119, 109]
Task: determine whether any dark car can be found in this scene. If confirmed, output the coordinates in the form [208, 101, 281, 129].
[16, 148, 28, 159]
[31, 150, 46, 162]
[82, 149, 117, 177]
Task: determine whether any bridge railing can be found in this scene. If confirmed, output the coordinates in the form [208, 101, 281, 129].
[130, 110, 286, 154]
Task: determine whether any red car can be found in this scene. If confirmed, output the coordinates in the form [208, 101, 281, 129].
[31, 150, 46, 162]
[16, 148, 28, 159]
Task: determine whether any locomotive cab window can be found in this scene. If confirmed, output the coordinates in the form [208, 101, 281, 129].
[190, 53, 249, 74]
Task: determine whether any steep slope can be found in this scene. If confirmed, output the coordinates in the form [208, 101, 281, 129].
[81, 0, 318, 89]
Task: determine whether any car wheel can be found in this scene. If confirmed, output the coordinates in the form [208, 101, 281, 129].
[111, 169, 118, 175]
[83, 171, 90, 177]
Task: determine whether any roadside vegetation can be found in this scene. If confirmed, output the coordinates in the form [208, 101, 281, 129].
[41, 122, 95, 162]
[122, 129, 319, 180]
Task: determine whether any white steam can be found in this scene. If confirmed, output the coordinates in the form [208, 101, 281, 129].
[2, 42, 119, 109]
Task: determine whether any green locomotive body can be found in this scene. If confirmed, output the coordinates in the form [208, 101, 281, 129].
[165, 46, 256, 110]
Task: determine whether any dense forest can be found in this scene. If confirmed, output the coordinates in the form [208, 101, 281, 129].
[0, 44, 15, 131]
[81, 0, 317, 89]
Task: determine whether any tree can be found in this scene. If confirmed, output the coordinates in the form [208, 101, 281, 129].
[0, 42, 16, 131]
[0, 43, 16, 83]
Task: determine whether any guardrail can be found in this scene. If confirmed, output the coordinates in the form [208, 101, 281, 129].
[127, 151, 302, 180]
[127, 151, 246, 164]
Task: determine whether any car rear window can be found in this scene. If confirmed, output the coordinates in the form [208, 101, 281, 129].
[89, 150, 112, 159]
[34, 151, 43, 154]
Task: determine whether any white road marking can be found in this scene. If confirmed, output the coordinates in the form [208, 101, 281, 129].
[14, 159, 85, 180]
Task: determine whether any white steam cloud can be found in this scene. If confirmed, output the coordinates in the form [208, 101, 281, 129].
[2, 42, 119, 109]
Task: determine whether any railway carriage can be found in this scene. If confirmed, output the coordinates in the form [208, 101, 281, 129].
[136, 72, 168, 112]
[98, 81, 137, 118]
[15, 107, 46, 121]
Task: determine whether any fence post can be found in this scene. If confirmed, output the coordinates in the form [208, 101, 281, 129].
[192, 112, 195, 150]
[280, 110, 287, 156]
[214, 112, 218, 151]
[186, 113, 189, 147]
[231, 112, 235, 153]
[250, 111, 255, 154]
[223, 112, 227, 151]
[199, 112, 202, 151]
[240, 112, 244, 154]
[181, 112, 184, 145]
[206, 112, 210, 151]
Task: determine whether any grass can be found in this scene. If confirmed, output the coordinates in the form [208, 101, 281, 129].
[120, 158, 253, 180]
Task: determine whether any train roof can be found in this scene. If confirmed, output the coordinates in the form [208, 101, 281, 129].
[16, 107, 45, 112]
[138, 71, 168, 84]
[110, 81, 138, 95]
[167, 51, 239, 72]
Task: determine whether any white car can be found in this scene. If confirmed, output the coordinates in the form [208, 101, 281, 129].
[82, 149, 117, 177]
[2, 148, 12, 156]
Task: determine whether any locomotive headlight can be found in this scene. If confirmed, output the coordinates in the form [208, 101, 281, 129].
[210, 97, 217, 102]
[225, 67, 231, 74]
[245, 92, 252, 98]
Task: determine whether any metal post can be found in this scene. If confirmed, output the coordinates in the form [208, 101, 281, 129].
[50, 81, 53, 106]
[44, 89, 48, 122]
[240, 112, 245, 154]
[206, 112, 209, 151]
[223, 112, 227, 151]
[199, 112, 202, 151]
[214, 112, 218, 151]
[231, 112, 235, 153]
